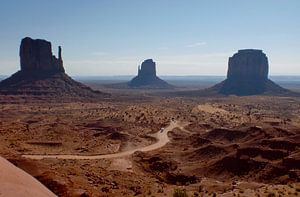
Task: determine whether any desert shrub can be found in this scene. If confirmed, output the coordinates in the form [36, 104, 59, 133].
[267, 193, 275, 197]
[173, 188, 189, 197]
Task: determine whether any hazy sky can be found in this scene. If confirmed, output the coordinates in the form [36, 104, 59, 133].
[0, 0, 299, 76]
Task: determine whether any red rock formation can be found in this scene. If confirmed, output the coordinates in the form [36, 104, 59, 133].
[0, 37, 107, 100]
[211, 49, 291, 96]
[128, 59, 172, 89]
[138, 59, 156, 78]
[20, 37, 64, 73]
[227, 49, 268, 81]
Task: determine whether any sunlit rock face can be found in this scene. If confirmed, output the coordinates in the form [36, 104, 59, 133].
[20, 37, 65, 73]
[128, 59, 172, 89]
[212, 49, 290, 96]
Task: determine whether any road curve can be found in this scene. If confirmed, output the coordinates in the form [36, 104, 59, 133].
[22, 121, 179, 160]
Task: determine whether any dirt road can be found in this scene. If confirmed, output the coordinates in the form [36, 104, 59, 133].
[22, 120, 180, 160]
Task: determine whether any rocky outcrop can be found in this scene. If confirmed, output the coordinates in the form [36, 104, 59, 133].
[0, 156, 56, 197]
[137, 59, 157, 78]
[0, 37, 107, 100]
[227, 49, 268, 81]
[128, 59, 172, 88]
[20, 37, 64, 73]
[211, 49, 291, 96]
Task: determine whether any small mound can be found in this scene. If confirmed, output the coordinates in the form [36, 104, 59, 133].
[27, 141, 62, 147]
[149, 159, 177, 172]
[261, 139, 299, 151]
[164, 172, 198, 185]
[203, 128, 247, 142]
[209, 156, 267, 176]
[107, 132, 129, 141]
[85, 124, 120, 133]
[236, 147, 288, 161]
[136, 155, 177, 172]
[132, 153, 198, 185]
[259, 165, 299, 183]
[189, 134, 211, 147]
[187, 145, 227, 160]
[282, 153, 300, 169]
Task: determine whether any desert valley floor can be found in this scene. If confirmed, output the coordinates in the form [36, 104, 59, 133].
[0, 91, 299, 197]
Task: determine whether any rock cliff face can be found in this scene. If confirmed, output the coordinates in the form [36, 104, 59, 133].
[20, 37, 65, 73]
[138, 59, 156, 78]
[128, 59, 172, 88]
[0, 37, 107, 100]
[211, 49, 291, 96]
[227, 49, 268, 81]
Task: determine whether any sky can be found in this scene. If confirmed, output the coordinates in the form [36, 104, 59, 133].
[0, 0, 299, 76]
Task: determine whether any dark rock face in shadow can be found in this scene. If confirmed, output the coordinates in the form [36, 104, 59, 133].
[227, 49, 269, 81]
[138, 59, 157, 79]
[128, 59, 172, 89]
[0, 37, 106, 99]
[20, 37, 65, 73]
[212, 49, 291, 96]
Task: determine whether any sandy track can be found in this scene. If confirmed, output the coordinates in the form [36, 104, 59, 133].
[22, 121, 180, 160]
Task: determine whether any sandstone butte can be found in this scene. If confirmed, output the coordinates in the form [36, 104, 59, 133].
[0, 37, 107, 99]
[128, 59, 172, 89]
[211, 49, 292, 96]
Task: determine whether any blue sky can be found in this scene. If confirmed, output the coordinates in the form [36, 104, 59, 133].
[0, 0, 299, 76]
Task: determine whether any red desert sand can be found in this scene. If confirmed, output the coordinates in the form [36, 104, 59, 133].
[0, 156, 56, 197]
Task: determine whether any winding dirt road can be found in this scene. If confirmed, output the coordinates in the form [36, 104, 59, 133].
[22, 120, 181, 160]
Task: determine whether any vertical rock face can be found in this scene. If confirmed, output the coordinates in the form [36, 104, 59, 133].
[138, 59, 156, 78]
[128, 59, 172, 88]
[0, 37, 107, 99]
[227, 49, 268, 81]
[20, 37, 65, 73]
[211, 49, 290, 96]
